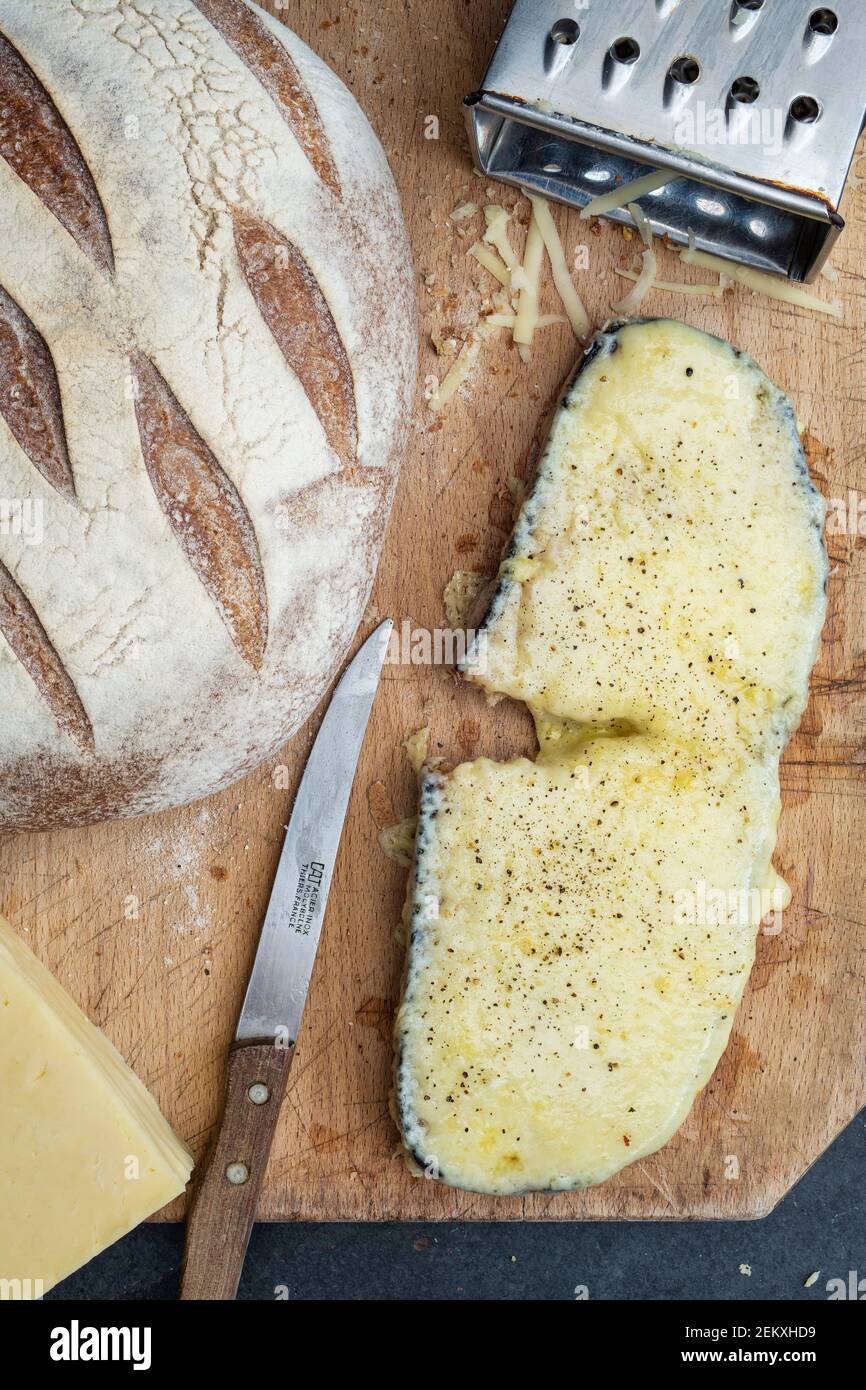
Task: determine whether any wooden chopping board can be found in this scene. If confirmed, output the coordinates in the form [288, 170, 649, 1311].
[2, 0, 864, 1221]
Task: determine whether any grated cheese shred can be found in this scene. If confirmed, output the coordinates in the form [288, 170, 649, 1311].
[512, 208, 545, 348]
[580, 168, 671, 220]
[613, 268, 724, 299]
[680, 246, 843, 318]
[429, 336, 482, 412]
[612, 247, 657, 315]
[528, 194, 590, 340]
[483, 205, 519, 270]
[468, 241, 511, 286]
[627, 201, 653, 250]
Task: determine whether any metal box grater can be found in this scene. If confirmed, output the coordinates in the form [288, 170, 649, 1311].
[465, 1, 866, 281]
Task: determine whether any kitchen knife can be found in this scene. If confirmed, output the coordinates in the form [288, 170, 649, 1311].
[179, 619, 393, 1300]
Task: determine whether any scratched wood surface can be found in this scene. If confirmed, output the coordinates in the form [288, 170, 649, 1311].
[1, 0, 864, 1221]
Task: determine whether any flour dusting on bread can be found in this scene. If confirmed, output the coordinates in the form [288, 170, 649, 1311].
[0, 0, 415, 829]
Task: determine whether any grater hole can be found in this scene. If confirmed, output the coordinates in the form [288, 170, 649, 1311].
[550, 19, 580, 45]
[730, 75, 760, 104]
[730, 0, 764, 31]
[610, 36, 641, 65]
[669, 55, 701, 86]
[543, 162, 563, 174]
[790, 94, 821, 123]
[809, 8, 838, 35]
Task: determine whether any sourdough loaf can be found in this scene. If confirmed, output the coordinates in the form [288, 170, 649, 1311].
[0, 0, 415, 830]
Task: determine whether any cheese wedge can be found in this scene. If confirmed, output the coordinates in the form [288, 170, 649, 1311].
[0, 916, 193, 1297]
[395, 318, 827, 1195]
[396, 737, 783, 1194]
[461, 318, 827, 761]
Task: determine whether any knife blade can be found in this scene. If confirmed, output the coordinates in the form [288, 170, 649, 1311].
[180, 619, 392, 1300]
[237, 617, 393, 1046]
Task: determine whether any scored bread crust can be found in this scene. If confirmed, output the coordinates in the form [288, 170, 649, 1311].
[0, 0, 416, 830]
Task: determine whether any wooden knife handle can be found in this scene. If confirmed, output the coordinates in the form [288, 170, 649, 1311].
[179, 1040, 295, 1300]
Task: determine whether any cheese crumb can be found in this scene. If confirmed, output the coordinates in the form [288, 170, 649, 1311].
[403, 726, 430, 774]
[379, 818, 418, 868]
[444, 571, 488, 629]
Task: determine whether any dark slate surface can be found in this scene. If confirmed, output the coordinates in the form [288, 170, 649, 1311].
[46, 1110, 864, 1301]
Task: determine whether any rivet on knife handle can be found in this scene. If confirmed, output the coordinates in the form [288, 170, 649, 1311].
[179, 1041, 295, 1301]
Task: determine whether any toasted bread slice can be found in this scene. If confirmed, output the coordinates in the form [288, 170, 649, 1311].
[462, 318, 827, 760]
[395, 320, 827, 1195]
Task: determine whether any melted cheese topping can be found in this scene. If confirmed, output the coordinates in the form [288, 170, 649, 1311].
[395, 319, 827, 1196]
[397, 739, 781, 1194]
[464, 320, 827, 761]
